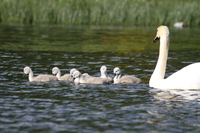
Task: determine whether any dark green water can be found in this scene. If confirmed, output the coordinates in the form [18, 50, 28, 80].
[1, 24, 200, 132]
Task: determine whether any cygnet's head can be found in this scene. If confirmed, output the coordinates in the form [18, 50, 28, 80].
[70, 68, 77, 76]
[52, 67, 59, 75]
[100, 65, 107, 72]
[24, 66, 31, 74]
[70, 68, 78, 79]
[72, 70, 81, 79]
[113, 67, 121, 75]
[153, 25, 169, 43]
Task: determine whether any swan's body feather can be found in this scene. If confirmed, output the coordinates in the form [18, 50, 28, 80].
[152, 63, 200, 89]
[31, 75, 58, 82]
[59, 74, 71, 81]
[116, 75, 141, 84]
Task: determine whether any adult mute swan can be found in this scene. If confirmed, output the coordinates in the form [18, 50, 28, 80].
[52, 67, 72, 81]
[149, 25, 200, 89]
[113, 67, 141, 84]
[24, 66, 58, 82]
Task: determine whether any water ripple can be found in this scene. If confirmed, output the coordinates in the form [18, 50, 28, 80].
[1, 50, 200, 132]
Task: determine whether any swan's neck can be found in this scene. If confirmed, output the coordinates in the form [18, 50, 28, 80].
[74, 78, 80, 83]
[56, 70, 61, 79]
[29, 70, 34, 82]
[117, 74, 122, 79]
[114, 73, 121, 83]
[101, 71, 107, 78]
[74, 75, 81, 84]
[150, 36, 169, 86]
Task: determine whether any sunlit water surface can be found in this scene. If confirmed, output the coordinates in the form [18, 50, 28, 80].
[1, 24, 200, 132]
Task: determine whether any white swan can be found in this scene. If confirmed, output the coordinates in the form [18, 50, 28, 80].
[113, 67, 141, 84]
[24, 66, 58, 82]
[72, 70, 111, 84]
[100, 65, 113, 83]
[52, 67, 72, 81]
[174, 21, 184, 28]
[149, 25, 200, 89]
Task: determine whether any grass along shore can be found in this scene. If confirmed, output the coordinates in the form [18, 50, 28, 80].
[0, 0, 199, 27]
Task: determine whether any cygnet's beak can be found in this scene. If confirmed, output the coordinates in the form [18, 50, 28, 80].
[70, 75, 75, 81]
[23, 73, 27, 77]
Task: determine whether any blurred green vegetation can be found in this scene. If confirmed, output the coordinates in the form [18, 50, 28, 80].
[0, 0, 199, 27]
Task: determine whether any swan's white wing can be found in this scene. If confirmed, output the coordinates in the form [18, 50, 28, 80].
[162, 63, 200, 89]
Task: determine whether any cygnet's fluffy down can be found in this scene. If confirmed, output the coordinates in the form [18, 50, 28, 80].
[100, 65, 113, 83]
[70, 68, 78, 76]
[72, 70, 90, 84]
[113, 67, 141, 84]
[70, 68, 90, 79]
[24, 66, 57, 82]
[72, 70, 111, 84]
[52, 67, 72, 81]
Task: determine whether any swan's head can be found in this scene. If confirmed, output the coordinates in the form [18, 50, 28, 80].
[72, 70, 81, 79]
[153, 25, 169, 43]
[24, 66, 31, 74]
[52, 67, 59, 75]
[113, 67, 121, 75]
[70, 68, 77, 76]
[100, 66, 107, 72]
[70, 68, 78, 80]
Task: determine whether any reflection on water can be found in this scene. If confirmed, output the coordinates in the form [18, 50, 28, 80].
[150, 88, 200, 101]
[1, 24, 200, 52]
[1, 24, 200, 132]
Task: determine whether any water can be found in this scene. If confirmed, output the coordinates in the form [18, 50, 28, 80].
[1, 24, 200, 132]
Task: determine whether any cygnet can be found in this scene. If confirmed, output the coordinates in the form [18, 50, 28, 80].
[113, 67, 141, 84]
[24, 66, 57, 82]
[52, 67, 72, 81]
